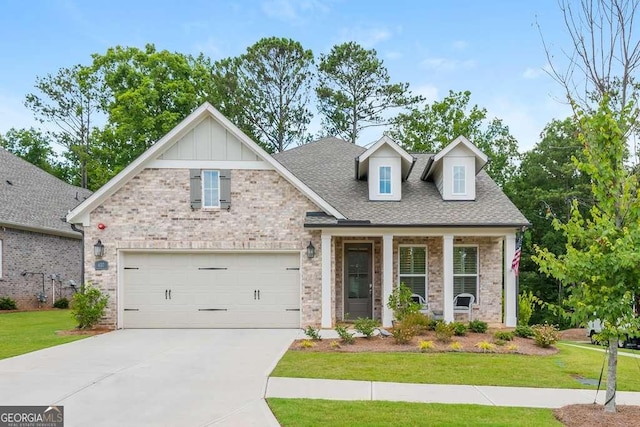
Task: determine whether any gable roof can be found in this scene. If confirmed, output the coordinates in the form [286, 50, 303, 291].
[274, 138, 528, 227]
[67, 103, 345, 225]
[355, 135, 415, 181]
[421, 135, 489, 181]
[0, 147, 92, 238]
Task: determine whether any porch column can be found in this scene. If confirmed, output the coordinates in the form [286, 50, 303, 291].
[382, 233, 394, 327]
[321, 233, 332, 328]
[504, 233, 517, 327]
[443, 234, 454, 322]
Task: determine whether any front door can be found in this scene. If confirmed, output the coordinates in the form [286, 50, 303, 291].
[344, 243, 373, 319]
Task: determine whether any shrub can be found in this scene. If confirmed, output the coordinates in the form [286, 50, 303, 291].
[392, 321, 417, 344]
[387, 283, 420, 321]
[514, 324, 534, 338]
[71, 283, 109, 329]
[494, 331, 514, 341]
[335, 325, 355, 344]
[494, 339, 506, 346]
[0, 296, 17, 310]
[518, 291, 542, 326]
[53, 298, 69, 309]
[418, 340, 435, 352]
[304, 325, 322, 340]
[435, 321, 455, 343]
[474, 340, 496, 352]
[450, 341, 463, 351]
[507, 344, 519, 352]
[531, 323, 559, 348]
[425, 317, 438, 331]
[330, 340, 341, 349]
[468, 320, 488, 333]
[354, 317, 379, 338]
[299, 339, 316, 349]
[402, 312, 430, 335]
[451, 321, 467, 336]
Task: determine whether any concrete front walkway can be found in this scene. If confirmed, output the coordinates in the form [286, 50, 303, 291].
[0, 329, 298, 426]
[266, 377, 640, 408]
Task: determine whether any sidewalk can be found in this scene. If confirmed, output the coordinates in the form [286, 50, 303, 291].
[266, 377, 640, 408]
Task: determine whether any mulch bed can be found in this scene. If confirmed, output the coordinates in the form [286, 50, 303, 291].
[555, 404, 640, 426]
[56, 327, 111, 336]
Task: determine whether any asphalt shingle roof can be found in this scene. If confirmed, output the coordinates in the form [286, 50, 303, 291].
[274, 137, 529, 227]
[0, 147, 92, 236]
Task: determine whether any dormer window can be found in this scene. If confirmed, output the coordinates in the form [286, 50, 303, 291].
[379, 166, 391, 194]
[453, 165, 466, 195]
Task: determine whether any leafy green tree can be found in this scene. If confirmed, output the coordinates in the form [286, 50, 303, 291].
[533, 99, 640, 413]
[1, 128, 54, 171]
[390, 90, 519, 187]
[316, 41, 421, 143]
[25, 65, 102, 188]
[213, 37, 314, 152]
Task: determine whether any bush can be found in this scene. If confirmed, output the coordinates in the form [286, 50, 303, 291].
[53, 298, 69, 309]
[299, 339, 316, 349]
[71, 283, 109, 329]
[450, 341, 463, 351]
[532, 323, 559, 348]
[0, 296, 17, 310]
[418, 340, 434, 352]
[335, 325, 355, 344]
[514, 324, 534, 338]
[354, 317, 379, 338]
[435, 321, 455, 343]
[425, 317, 438, 331]
[330, 340, 341, 349]
[402, 312, 430, 335]
[507, 344, 519, 352]
[494, 331, 514, 341]
[392, 321, 417, 344]
[468, 319, 488, 333]
[387, 283, 420, 322]
[474, 340, 496, 353]
[304, 325, 322, 340]
[451, 321, 467, 336]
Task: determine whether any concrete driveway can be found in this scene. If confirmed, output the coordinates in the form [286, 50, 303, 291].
[0, 329, 298, 426]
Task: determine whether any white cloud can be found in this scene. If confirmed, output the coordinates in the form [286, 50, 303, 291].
[413, 84, 439, 103]
[261, 0, 329, 24]
[421, 57, 476, 71]
[338, 26, 392, 48]
[452, 40, 468, 50]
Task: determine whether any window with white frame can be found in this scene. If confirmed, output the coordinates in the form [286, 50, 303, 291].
[453, 246, 478, 300]
[379, 166, 391, 194]
[453, 165, 466, 195]
[398, 246, 427, 299]
[202, 170, 220, 208]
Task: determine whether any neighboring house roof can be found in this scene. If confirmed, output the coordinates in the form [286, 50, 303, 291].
[66, 103, 345, 225]
[273, 137, 529, 227]
[0, 147, 92, 238]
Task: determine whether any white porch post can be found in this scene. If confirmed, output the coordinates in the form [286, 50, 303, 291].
[321, 233, 332, 328]
[382, 233, 394, 327]
[443, 234, 454, 322]
[504, 233, 517, 327]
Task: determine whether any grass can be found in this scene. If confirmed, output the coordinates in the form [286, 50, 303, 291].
[0, 310, 91, 359]
[271, 342, 640, 391]
[267, 399, 562, 426]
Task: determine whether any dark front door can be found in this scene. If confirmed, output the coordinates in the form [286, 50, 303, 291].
[344, 243, 373, 319]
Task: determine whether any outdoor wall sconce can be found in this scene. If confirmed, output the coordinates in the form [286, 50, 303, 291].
[306, 240, 315, 259]
[93, 240, 105, 258]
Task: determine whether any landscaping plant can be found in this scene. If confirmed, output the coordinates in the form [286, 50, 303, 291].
[53, 298, 69, 309]
[468, 319, 488, 333]
[435, 321, 455, 343]
[71, 283, 109, 329]
[474, 340, 496, 353]
[335, 325, 355, 344]
[514, 324, 534, 338]
[0, 297, 17, 310]
[494, 331, 514, 341]
[531, 324, 559, 348]
[418, 340, 434, 352]
[299, 339, 316, 349]
[304, 325, 322, 340]
[354, 317, 379, 338]
[387, 283, 420, 321]
[451, 321, 467, 336]
[391, 321, 417, 344]
[401, 312, 429, 335]
[449, 341, 463, 351]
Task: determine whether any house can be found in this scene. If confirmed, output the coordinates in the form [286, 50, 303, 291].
[66, 103, 528, 329]
[0, 147, 91, 308]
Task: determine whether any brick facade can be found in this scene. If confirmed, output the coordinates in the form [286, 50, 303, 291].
[0, 227, 83, 308]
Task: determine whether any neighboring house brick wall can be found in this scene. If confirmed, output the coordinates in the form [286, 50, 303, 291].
[84, 168, 321, 328]
[0, 227, 83, 308]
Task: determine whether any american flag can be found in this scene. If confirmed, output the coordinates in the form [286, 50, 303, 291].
[511, 233, 523, 276]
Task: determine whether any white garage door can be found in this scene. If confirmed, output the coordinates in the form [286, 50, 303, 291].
[122, 252, 300, 328]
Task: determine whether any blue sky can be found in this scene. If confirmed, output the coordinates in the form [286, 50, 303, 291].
[0, 0, 574, 151]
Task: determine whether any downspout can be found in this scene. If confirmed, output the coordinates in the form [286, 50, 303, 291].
[70, 223, 85, 286]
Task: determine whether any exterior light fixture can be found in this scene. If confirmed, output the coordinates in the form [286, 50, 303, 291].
[306, 240, 315, 259]
[94, 240, 105, 258]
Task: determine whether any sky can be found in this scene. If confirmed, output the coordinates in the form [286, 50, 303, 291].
[0, 0, 575, 152]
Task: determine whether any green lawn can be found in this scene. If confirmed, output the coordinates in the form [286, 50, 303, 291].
[271, 342, 640, 391]
[0, 310, 92, 359]
[267, 399, 561, 426]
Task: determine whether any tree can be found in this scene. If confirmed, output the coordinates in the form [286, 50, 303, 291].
[25, 65, 102, 188]
[213, 37, 314, 153]
[532, 99, 640, 413]
[389, 90, 519, 187]
[316, 41, 421, 143]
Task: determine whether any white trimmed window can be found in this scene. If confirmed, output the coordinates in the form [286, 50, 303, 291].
[453, 245, 478, 300]
[398, 246, 427, 298]
[379, 166, 391, 194]
[453, 165, 466, 195]
[202, 170, 220, 208]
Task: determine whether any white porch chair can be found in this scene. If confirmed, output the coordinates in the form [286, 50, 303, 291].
[411, 294, 430, 316]
[453, 293, 475, 321]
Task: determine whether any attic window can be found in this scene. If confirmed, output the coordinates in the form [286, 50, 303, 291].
[379, 166, 391, 194]
[453, 165, 466, 195]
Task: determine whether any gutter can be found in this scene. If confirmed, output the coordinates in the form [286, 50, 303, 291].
[0, 220, 83, 239]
